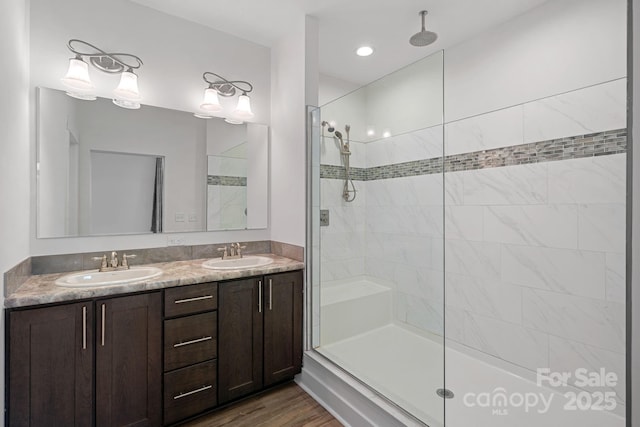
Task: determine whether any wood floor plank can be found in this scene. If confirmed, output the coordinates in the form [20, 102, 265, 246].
[181, 382, 342, 427]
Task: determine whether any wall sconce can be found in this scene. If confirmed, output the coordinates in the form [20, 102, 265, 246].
[195, 72, 254, 123]
[60, 39, 144, 109]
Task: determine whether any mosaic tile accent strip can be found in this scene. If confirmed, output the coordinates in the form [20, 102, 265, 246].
[445, 129, 627, 173]
[319, 164, 367, 181]
[367, 158, 443, 180]
[207, 175, 247, 186]
[319, 129, 627, 181]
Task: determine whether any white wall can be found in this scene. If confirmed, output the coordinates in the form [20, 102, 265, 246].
[37, 88, 73, 236]
[90, 152, 157, 234]
[206, 120, 247, 156]
[445, 0, 627, 122]
[320, 52, 444, 143]
[0, 1, 30, 425]
[246, 124, 269, 229]
[29, 0, 270, 123]
[37, 90, 209, 236]
[73, 96, 207, 234]
[29, 0, 272, 255]
[318, 73, 360, 106]
[270, 16, 318, 247]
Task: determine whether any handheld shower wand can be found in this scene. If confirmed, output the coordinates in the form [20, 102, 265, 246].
[339, 125, 356, 202]
[321, 120, 356, 202]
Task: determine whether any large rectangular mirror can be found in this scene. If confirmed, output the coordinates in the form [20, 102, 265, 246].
[37, 87, 268, 238]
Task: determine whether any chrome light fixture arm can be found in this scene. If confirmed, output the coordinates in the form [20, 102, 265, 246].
[67, 39, 143, 74]
[202, 72, 253, 97]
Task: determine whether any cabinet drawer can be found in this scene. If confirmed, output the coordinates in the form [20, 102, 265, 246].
[164, 282, 217, 318]
[164, 312, 217, 371]
[164, 360, 217, 425]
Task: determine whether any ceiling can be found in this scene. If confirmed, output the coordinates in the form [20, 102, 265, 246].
[131, 0, 550, 85]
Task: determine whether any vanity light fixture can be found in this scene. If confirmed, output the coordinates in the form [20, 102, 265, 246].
[60, 39, 144, 109]
[196, 72, 254, 121]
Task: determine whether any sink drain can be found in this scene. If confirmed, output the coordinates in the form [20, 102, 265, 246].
[437, 388, 454, 399]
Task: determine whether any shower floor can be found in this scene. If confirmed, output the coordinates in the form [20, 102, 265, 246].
[317, 323, 624, 427]
[319, 324, 445, 426]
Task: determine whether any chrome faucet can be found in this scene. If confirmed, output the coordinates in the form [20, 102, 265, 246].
[217, 245, 229, 259]
[92, 251, 137, 272]
[217, 243, 246, 260]
[234, 243, 246, 258]
[121, 253, 137, 268]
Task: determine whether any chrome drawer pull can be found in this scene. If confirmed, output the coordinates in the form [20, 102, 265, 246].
[174, 295, 213, 304]
[82, 306, 87, 350]
[173, 385, 212, 400]
[101, 304, 106, 347]
[173, 336, 213, 348]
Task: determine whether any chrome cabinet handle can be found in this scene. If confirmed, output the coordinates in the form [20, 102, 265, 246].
[258, 280, 262, 313]
[173, 385, 212, 400]
[101, 304, 105, 346]
[268, 279, 273, 310]
[173, 336, 212, 348]
[174, 295, 213, 304]
[82, 306, 87, 350]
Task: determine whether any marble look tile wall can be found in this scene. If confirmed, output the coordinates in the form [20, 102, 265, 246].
[319, 177, 366, 283]
[207, 185, 247, 230]
[443, 79, 627, 405]
[318, 78, 627, 405]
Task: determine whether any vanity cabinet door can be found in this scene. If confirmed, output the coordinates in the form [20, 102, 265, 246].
[263, 270, 303, 387]
[218, 277, 264, 404]
[95, 292, 162, 427]
[8, 302, 94, 427]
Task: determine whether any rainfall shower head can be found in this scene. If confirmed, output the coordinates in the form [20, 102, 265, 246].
[410, 10, 438, 47]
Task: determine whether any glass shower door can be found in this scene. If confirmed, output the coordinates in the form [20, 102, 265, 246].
[310, 51, 445, 426]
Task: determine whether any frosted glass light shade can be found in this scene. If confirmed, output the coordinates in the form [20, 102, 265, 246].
[232, 93, 254, 119]
[112, 99, 141, 109]
[61, 58, 94, 91]
[113, 71, 141, 101]
[200, 88, 223, 112]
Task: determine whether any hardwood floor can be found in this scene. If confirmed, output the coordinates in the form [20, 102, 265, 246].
[181, 382, 342, 427]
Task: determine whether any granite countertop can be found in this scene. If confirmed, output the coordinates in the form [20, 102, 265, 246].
[5, 254, 304, 309]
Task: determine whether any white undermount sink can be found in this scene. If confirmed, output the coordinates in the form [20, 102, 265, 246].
[202, 256, 273, 270]
[55, 266, 163, 287]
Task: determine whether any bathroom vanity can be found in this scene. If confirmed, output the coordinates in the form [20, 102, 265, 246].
[4, 254, 304, 426]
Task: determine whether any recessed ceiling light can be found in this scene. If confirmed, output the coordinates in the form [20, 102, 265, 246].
[356, 46, 374, 57]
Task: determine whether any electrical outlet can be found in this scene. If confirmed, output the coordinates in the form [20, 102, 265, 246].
[320, 210, 330, 226]
[175, 213, 185, 222]
[167, 236, 184, 246]
[188, 213, 198, 222]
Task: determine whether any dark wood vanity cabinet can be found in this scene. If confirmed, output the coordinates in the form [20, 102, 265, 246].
[8, 302, 94, 427]
[96, 293, 162, 427]
[218, 277, 264, 403]
[6, 268, 303, 426]
[263, 271, 304, 387]
[7, 292, 162, 427]
[163, 282, 218, 425]
[218, 270, 303, 404]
